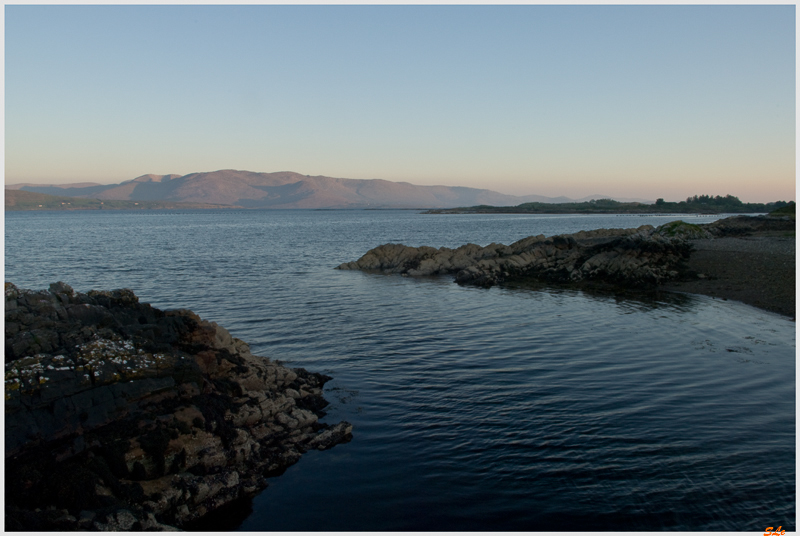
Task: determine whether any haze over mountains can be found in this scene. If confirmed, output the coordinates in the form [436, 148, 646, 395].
[6, 170, 652, 209]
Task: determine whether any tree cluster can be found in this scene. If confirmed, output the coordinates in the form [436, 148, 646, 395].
[431, 195, 794, 215]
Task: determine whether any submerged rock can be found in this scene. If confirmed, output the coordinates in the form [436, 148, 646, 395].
[4, 282, 352, 531]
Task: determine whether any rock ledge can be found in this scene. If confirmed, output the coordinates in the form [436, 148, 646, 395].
[5, 283, 352, 531]
[336, 215, 794, 290]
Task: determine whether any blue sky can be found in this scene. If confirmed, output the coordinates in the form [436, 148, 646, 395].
[5, 4, 796, 202]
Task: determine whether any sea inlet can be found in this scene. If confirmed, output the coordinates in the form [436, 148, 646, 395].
[5, 209, 795, 531]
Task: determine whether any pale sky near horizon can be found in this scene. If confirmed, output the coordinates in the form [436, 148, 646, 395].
[4, 4, 796, 203]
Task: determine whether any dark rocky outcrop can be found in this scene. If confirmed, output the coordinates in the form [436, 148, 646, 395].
[5, 283, 352, 531]
[336, 215, 795, 289]
[338, 224, 691, 288]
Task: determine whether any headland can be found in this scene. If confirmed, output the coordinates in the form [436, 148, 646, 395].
[5, 283, 352, 530]
[338, 214, 795, 319]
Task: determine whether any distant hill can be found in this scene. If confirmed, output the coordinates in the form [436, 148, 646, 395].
[4, 189, 235, 211]
[5, 181, 104, 190]
[6, 170, 641, 209]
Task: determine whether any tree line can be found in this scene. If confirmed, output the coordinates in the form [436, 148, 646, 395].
[426, 195, 794, 215]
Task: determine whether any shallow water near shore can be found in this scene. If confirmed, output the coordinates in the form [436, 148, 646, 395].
[5, 209, 795, 531]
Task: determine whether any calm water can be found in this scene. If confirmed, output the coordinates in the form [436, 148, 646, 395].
[4, 209, 796, 531]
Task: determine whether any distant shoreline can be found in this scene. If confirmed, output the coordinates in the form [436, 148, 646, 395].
[5, 206, 236, 212]
[423, 195, 792, 216]
[423, 208, 776, 216]
[2, 203, 774, 216]
[7, 182, 792, 213]
[421, 211, 766, 217]
[4, 189, 237, 211]
[5, 205, 237, 212]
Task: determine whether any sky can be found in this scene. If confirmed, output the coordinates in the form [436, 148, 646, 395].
[4, 4, 796, 203]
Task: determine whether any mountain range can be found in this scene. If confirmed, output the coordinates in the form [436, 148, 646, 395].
[6, 170, 652, 209]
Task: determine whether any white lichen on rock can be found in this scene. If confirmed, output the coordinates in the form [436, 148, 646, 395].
[5, 283, 353, 531]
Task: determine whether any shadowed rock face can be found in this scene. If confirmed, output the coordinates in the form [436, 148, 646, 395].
[5, 283, 352, 531]
[337, 224, 694, 288]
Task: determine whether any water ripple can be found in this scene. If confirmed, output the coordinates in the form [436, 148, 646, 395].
[5, 209, 794, 531]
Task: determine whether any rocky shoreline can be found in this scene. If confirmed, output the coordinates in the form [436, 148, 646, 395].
[5, 283, 352, 531]
[338, 215, 795, 317]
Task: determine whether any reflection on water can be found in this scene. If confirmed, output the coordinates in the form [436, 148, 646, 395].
[501, 278, 701, 314]
[183, 497, 253, 531]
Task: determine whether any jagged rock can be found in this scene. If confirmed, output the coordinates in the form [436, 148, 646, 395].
[305, 421, 355, 451]
[93, 509, 139, 531]
[338, 214, 796, 297]
[5, 283, 352, 530]
[655, 221, 713, 240]
[338, 223, 691, 288]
